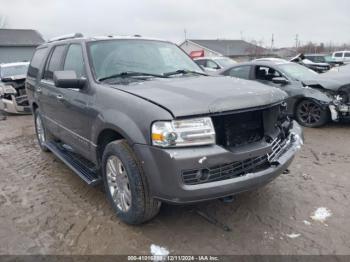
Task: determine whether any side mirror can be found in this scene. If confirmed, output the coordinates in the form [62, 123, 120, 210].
[272, 77, 289, 85]
[53, 71, 86, 89]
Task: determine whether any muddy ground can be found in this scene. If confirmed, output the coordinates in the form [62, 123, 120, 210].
[0, 115, 349, 255]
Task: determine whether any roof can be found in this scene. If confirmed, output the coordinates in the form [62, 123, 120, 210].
[39, 34, 170, 48]
[0, 29, 45, 47]
[184, 39, 268, 56]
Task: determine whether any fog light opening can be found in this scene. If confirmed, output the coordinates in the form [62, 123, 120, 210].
[196, 169, 209, 181]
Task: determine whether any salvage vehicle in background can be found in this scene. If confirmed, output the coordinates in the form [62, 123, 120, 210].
[219, 61, 350, 127]
[332, 51, 350, 64]
[194, 56, 236, 71]
[290, 53, 330, 73]
[303, 54, 343, 67]
[26, 34, 302, 224]
[0, 62, 31, 114]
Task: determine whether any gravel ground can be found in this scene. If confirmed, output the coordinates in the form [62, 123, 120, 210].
[0, 115, 349, 255]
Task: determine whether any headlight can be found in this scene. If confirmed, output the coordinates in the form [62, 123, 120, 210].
[2, 85, 17, 95]
[151, 117, 216, 147]
[335, 92, 349, 104]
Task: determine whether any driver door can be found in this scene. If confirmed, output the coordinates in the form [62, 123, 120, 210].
[253, 65, 296, 114]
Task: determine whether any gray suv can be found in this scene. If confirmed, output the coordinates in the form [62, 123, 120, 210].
[26, 34, 303, 224]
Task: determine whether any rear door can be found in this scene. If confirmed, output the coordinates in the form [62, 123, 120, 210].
[38, 45, 67, 138]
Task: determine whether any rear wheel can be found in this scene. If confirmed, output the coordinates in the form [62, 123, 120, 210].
[34, 109, 50, 152]
[295, 99, 329, 127]
[102, 140, 161, 224]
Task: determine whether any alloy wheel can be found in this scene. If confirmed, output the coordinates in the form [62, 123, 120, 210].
[106, 155, 132, 212]
[298, 101, 322, 125]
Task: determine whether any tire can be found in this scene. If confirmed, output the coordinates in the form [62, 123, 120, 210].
[34, 109, 50, 152]
[295, 99, 329, 128]
[102, 140, 161, 224]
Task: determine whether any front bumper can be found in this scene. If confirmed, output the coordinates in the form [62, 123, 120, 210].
[134, 121, 303, 204]
[0, 95, 31, 114]
[329, 102, 350, 121]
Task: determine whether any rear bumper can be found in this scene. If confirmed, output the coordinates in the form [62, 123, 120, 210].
[134, 121, 303, 204]
[0, 95, 31, 114]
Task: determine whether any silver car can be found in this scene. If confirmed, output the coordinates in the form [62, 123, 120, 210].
[0, 62, 31, 114]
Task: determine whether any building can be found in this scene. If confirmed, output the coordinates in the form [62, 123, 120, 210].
[0, 29, 44, 63]
[180, 39, 270, 61]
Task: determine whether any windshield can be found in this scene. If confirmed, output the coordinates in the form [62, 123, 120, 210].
[213, 57, 236, 67]
[279, 63, 318, 81]
[306, 56, 326, 63]
[0, 64, 28, 78]
[88, 39, 203, 80]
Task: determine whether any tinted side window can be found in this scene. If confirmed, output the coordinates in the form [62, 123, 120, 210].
[28, 48, 47, 78]
[64, 44, 85, 77]
[227, 66, 251, 79]
[334, 52, 343, 58]
[44, 45, 66, 80]
[345, 53, 350, 58]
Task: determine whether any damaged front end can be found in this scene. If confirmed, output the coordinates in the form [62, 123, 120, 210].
[0, 79, 31, 114]
[329, 89, 350, 121]
[135, 101, 303, 203]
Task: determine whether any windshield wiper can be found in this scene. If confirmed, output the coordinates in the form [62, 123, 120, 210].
[163, 69, 208, 77]
[98, 71, 168, 82]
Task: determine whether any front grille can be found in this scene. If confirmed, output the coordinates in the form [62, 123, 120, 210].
[15, 95, 29, 106]
[181, 135, 290, 185]
[212, 110, 264, 148]
[182, 155, 269, 185]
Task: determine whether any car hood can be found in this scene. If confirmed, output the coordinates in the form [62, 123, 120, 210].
[302, 74, 350, 91]
[1, 74, 26, 82]
[113, 76, 287, 117]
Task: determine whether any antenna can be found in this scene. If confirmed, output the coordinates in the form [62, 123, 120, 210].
[184, 29, 187, 40]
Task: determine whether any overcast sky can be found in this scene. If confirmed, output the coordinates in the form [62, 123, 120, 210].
[1, 0, 349, 47]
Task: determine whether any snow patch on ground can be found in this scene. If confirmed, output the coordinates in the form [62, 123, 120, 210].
[286, 233, 301, 239]
[150, 244, 169, 257]
[198, 156, 207, 164]
[303, 220, 311, 225]
[311, 207, 332, 223]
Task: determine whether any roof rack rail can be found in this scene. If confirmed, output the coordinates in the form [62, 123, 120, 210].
[48, 33, 84, 43]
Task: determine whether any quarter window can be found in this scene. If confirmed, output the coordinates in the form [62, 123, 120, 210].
[64, 44, 86, 77]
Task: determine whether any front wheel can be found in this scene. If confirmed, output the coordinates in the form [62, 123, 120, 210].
[102, 140, 161, 224]
[295, 99, 329, 128]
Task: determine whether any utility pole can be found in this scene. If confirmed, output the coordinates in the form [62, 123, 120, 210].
[295, 34, 299, 53]
[271, 34, 274, 53]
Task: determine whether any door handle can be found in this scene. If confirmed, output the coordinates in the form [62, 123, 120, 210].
[56, 94, 64, 101]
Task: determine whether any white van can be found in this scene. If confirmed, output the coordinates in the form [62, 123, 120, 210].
[332, 51, 350, 63]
